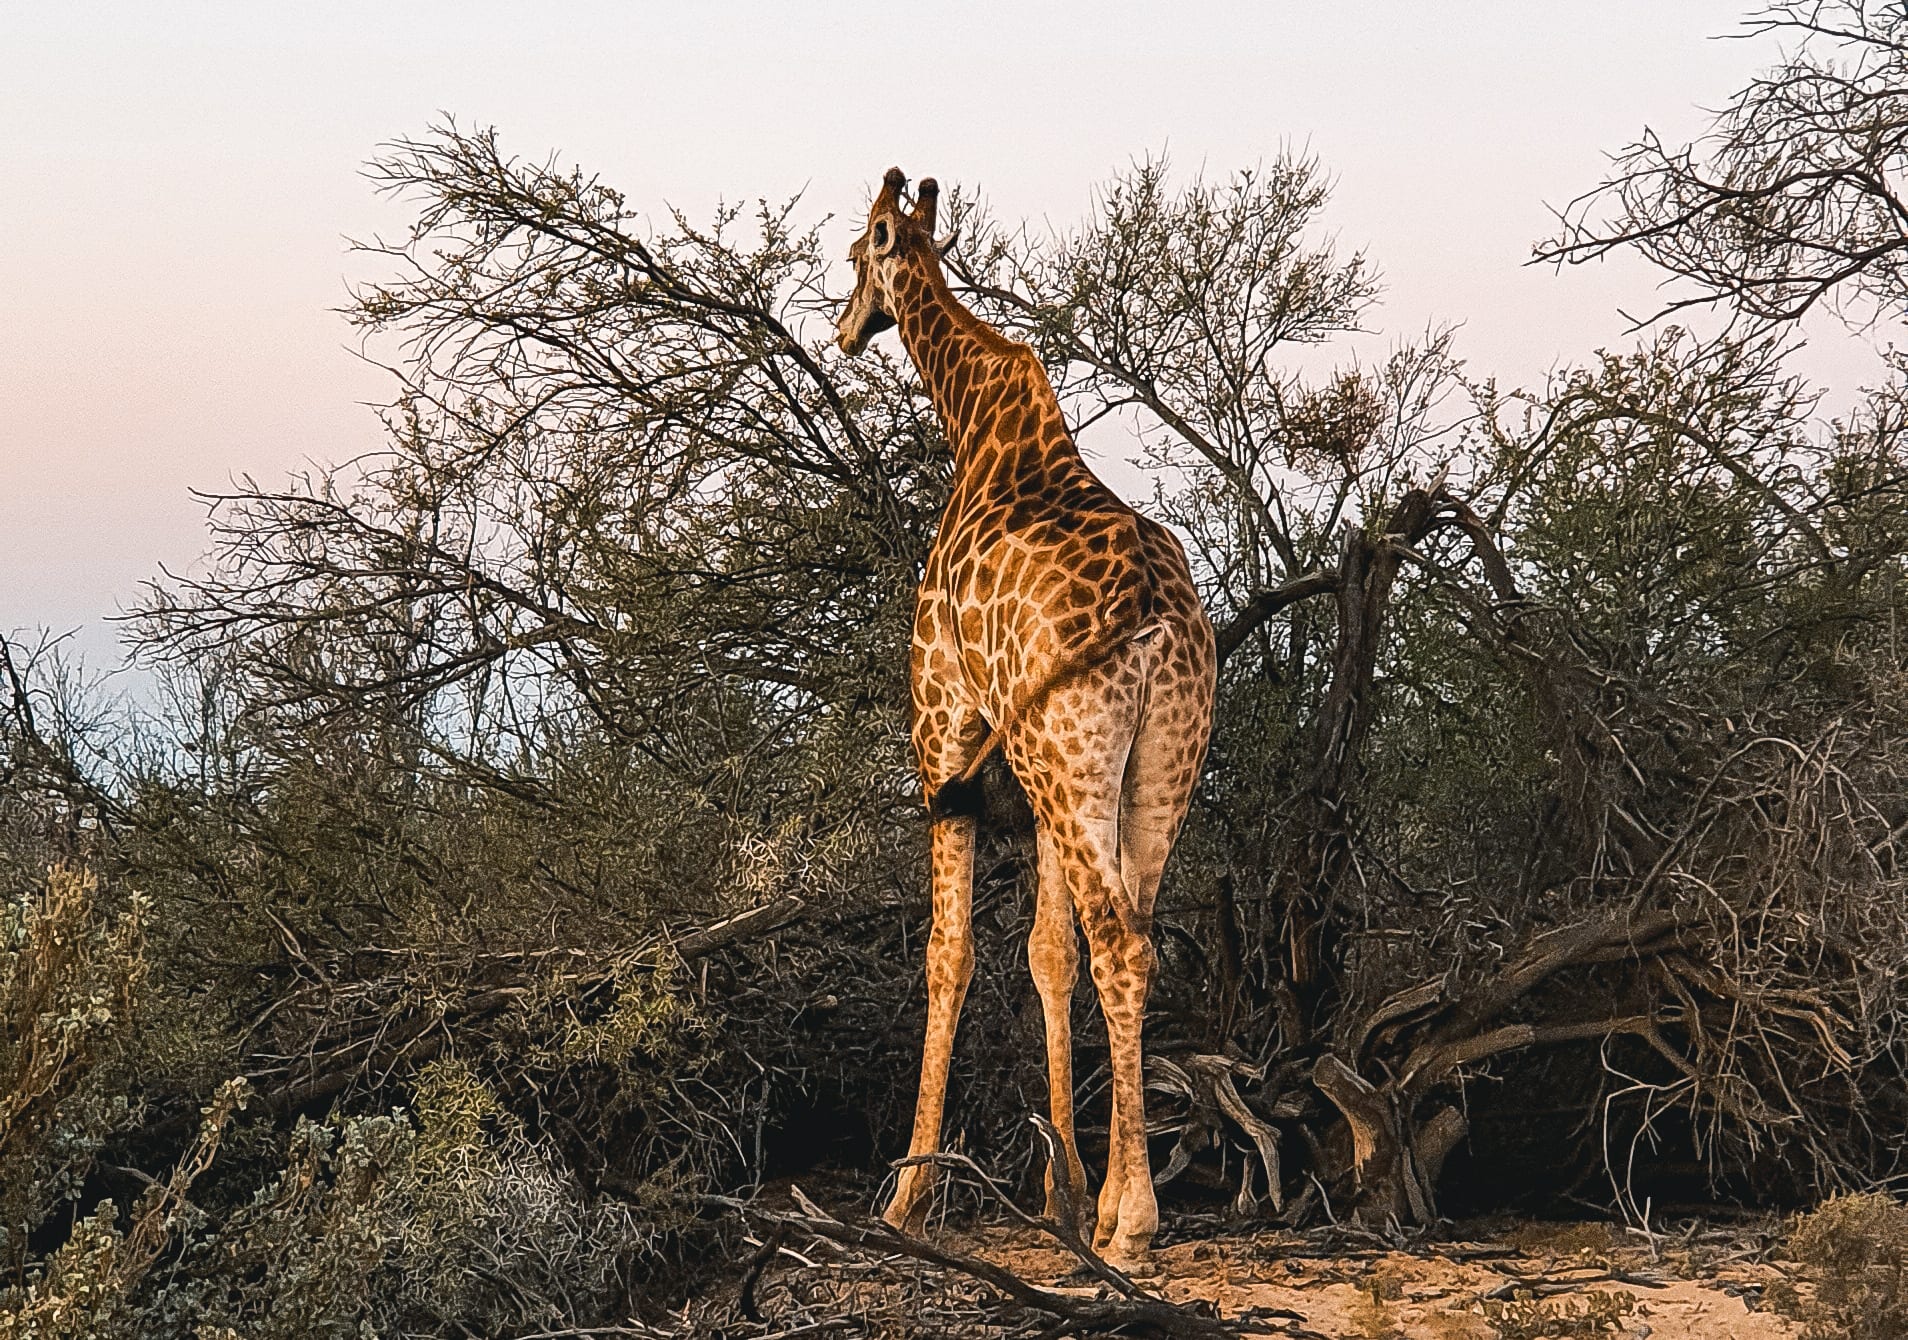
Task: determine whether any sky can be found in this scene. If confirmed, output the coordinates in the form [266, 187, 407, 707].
[1, 2, 1889, 672]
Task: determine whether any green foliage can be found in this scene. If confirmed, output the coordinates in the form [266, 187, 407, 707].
[0, 867, 145, 1268]
[1479, 1289, 1636, 1339]
[0, 1208, 134, 1340]
[141, 1092, 654, 1339]
[0, 1079, 247, 1340]
[0, 1069, 661, 1339]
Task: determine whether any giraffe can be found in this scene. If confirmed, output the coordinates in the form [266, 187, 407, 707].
[836, 167, 1216, 1266]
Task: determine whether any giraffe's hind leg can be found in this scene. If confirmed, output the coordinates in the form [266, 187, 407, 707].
[1029, 823, 1090, 1235]
[1008, 643, 1158, 1267]
[1094, 623, 1213, 1258]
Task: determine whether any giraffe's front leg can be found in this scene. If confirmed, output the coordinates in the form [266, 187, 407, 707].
[883, 811, 976, 1235]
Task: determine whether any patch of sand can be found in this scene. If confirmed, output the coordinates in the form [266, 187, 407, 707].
[957, 1220, 1799, 1339]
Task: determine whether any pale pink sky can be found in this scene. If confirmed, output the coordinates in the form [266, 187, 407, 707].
[1, 3, 1885, 667]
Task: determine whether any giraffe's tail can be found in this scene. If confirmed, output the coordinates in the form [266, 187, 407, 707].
[926, 617, 1162, 820]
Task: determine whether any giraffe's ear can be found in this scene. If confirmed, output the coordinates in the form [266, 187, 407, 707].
[869, 216, 898, 258]
[910, 178, 939, 234]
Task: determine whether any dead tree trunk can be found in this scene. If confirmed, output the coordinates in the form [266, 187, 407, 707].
[1274, 481, 1452, 1033]
[1190, 481, 1730, 1226]
[1310, 910, 1684, 1227]
[1208, 482, 1704, 1226]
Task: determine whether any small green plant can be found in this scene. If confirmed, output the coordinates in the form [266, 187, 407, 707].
[1479, 1288, 1635, 1339]
[1774, 1192, 1908, 1340]
[1350, 1288, 1405, 1340]
[0, 1079, 247, 1340]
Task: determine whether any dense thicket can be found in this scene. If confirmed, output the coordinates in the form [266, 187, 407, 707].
[5, 5, 1908, 1334]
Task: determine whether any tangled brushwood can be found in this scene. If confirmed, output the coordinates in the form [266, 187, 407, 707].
[5, 4, 1908, 1333]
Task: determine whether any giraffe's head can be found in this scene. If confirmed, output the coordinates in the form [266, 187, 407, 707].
[836, 166, 940, 356]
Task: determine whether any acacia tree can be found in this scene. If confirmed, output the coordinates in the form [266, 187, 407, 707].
[134, 127, 947, 940]
[1539, 0, 1908, 329]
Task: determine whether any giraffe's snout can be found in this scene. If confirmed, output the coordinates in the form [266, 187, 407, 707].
[836, 273, 895, 356]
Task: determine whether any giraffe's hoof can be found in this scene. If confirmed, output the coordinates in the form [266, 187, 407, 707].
[881, 1197, 929, 1238]
[1100, 1241, 1162, 1279]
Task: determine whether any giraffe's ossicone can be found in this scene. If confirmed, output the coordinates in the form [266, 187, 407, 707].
[837, 167, 1216, 1267]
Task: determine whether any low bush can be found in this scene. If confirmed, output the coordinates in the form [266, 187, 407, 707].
[1773, 1192, 1908, 1340]
[0, 867, 145, 1270]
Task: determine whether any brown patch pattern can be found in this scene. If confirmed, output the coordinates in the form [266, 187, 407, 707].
[837, 167, 1217, 1265]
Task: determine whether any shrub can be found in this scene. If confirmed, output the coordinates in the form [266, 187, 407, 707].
[0, 867, 146, 1267]
[134, 1062, 656, 1338]
[1478, 1289, 1636, 1339]
[1775, 1192, 1908, 1340]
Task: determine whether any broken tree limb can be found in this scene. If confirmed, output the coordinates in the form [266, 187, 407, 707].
[1147, 1056, 1288, 1215]
[1311, 1054, 1413, 1226]
[1400, 1013, 1664, 1097]
[1303, 1067, 1450, 1228]
[1431, 910, 1680, 1046]
[704, 1192, 1280, 1338]
[1214, 571, 1338, 665]
[672, 894, 808, 959]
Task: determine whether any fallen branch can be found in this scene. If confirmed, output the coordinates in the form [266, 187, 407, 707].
[706, 1190, 1282, 1338]
[1479, 1265, 1670, 1300]
[1310, 907, 1690, 1226]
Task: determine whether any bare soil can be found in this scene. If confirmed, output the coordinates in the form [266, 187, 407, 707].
[710, 1188, 1814, 1338]
[956, 1218, 1798, 1339]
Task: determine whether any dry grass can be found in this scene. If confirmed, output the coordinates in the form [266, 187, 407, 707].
[1770, 1192, 1908, 1340]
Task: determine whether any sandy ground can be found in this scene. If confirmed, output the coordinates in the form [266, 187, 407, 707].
[952, 1218, 1800, 1339]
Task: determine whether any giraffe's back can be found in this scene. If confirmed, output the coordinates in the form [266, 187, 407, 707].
[922, 446, 1208, 735]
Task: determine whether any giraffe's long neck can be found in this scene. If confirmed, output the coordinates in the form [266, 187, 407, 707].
[888, 257, 1038, 465]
